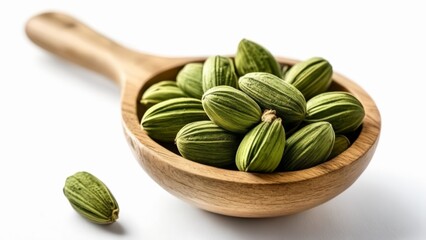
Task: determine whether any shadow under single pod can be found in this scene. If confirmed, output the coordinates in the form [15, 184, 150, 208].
[93, 221, 127, 235]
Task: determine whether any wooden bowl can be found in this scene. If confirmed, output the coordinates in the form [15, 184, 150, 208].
[26, 12, 381, 218]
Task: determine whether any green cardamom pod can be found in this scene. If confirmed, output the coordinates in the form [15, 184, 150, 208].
[202, 55, 238, 92]
[63, 171, 119, 224]
[175, 120, 240, 168]
[235, 110, 285, 173]
[176, 63, 204, 99]
[239, 72, 307, 130]
[140, 80, 187, 108]
[328, 134, 351, 160]
[280, 122, 335, 171]
[141, 97, 209, 142]
[281, 64, 291, 78]
[304, 91, 365, 134]
[284, 57, 333, 100]
[235, 38, 282, 77]
[202, 85, 262, 134]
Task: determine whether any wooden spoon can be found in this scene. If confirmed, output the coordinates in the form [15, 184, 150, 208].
[25, 12, 381, 218]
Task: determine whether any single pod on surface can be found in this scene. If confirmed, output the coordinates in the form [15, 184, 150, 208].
[284, 57, 333, 100]
[235, 38, 282, 78]
[235, 110, 285, 173]
[304, 91, 365, 134]
[141, 97, 209, 142]
[140, 80, 187, 108]
[280, 121, 335, 171]
[63, 171, 119, 224]
[176, 63, 204, 99]
[238, 72, 306, 129]
[202, 85, 262, 134]
[202, 55, 238, 92]
[175, 120, 241, 168]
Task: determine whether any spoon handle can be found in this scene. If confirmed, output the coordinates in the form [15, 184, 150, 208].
[25, 12, 169, 87]
[25, 12, 124, 83]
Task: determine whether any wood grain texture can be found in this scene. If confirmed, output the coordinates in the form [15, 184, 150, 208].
[26, 12, 381, 218]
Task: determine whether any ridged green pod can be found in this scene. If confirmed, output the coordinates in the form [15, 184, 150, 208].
[176, 63, 204, 99]
[176, 121, 240, 168]
[141, 98, 209, 142]
[284, 57, 333, 100]
[235, 110, 285, 173]
[235, 38, 282, 77]
[140, 80, 187, 108]
[280, 122, 335, 171]
[202, 86, 262, 134]
[63, 171, 119, 224]
[305, 91, 365, 134]
[239, 72, 307, 129]
[202, 55, 238, 92]
[328, 134, 351, 160]
[281, 64, 291, 78]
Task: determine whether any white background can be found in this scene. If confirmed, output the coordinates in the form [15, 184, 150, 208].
[1, 1, 425, 239]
